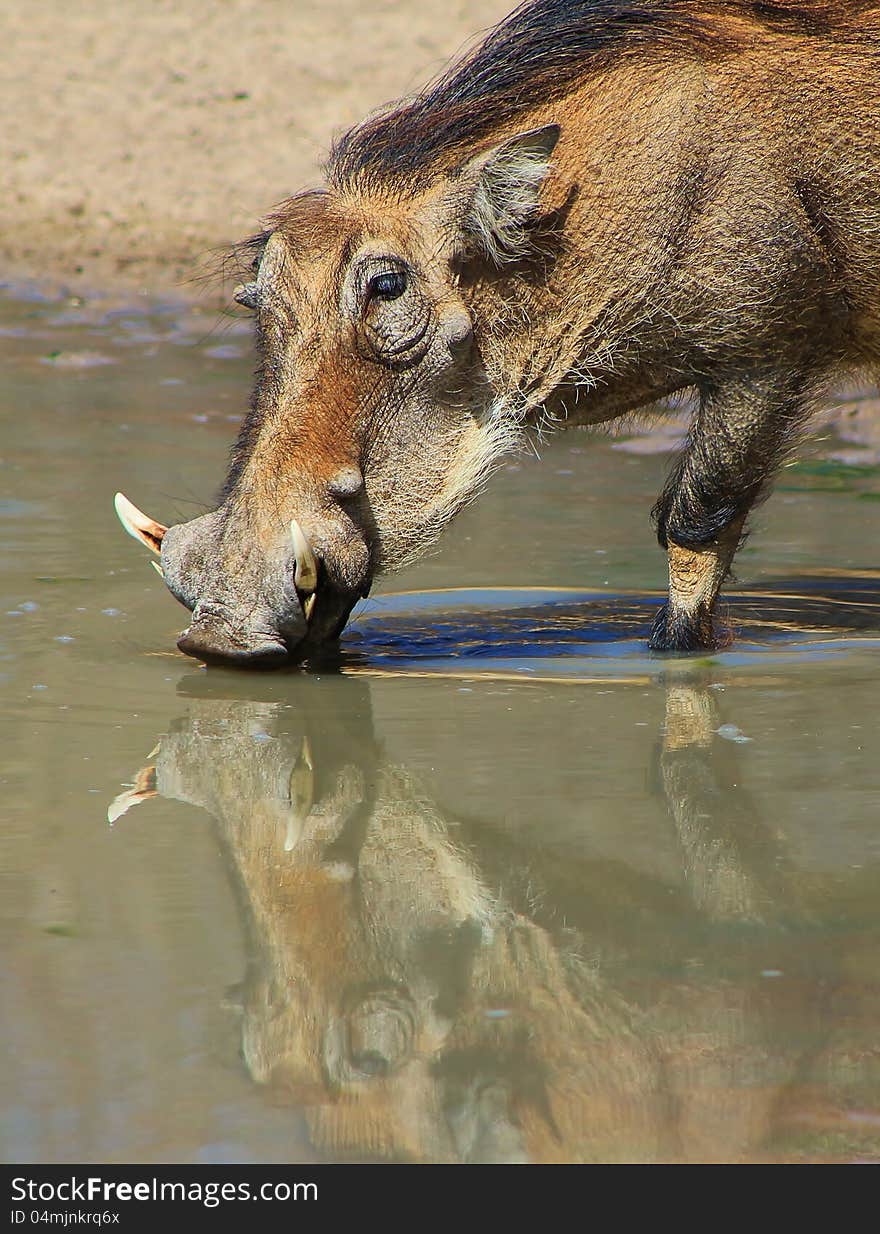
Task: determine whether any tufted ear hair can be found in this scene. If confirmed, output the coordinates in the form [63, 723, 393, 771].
[450, 124, 560, 265]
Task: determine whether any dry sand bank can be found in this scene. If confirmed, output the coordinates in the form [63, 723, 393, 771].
[2, 0, 510, 303]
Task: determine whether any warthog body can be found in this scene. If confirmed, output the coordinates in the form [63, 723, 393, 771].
[118, 0, 880, 665]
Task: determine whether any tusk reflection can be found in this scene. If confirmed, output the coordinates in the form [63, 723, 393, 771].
[285, 737, 314, 851]
[107, 764, 157, 824]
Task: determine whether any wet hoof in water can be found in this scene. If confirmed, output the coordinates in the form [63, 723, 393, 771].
[648, 602, 721, 653]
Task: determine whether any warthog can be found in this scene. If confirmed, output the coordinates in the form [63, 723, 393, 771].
[116, 0, 880, 666]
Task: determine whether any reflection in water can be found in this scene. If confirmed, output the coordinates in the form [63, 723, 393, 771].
[112, 671, 880, 1164]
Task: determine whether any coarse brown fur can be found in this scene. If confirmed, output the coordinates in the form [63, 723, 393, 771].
[151, 0, 880, 664]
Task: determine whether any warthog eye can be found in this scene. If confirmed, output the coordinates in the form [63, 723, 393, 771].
[368, 270, 407, 301]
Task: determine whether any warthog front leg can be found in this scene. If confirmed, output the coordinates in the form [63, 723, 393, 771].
[649, 373, 809, 651]
[653, 522, 745, 651]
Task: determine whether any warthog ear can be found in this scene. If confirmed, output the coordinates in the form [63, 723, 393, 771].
[452, 124, 560, 265]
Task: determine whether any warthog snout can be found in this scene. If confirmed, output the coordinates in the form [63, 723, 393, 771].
[115, 493, 371, 667]
[175, 607, 291, 670]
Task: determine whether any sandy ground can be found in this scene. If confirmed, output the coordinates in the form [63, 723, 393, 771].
[2, 0, 510, 303]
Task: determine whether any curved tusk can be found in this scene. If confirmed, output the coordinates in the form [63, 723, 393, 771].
[290, 519, 318, 593]
[114, 492, 167, 556]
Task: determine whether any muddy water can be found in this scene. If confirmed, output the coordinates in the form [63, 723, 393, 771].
[2, 286, 879, 1164]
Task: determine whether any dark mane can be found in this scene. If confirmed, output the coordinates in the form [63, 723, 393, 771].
[329, 0, 871, 191]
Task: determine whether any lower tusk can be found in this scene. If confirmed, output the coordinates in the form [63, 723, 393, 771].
[114, 492, 167, 556]
[303, 593, 316, 622]
[150, 560, 165, 578]
[290, 519, 318, 593]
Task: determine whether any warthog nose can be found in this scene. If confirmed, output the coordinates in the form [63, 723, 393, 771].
[176, 622, 290, 669]
[346, 994, 415, 1076]
[327, 466, 364, 501]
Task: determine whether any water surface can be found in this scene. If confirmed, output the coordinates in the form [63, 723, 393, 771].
[2, 288, 879, 1163]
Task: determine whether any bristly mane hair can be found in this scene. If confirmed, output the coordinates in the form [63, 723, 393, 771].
[329, 0, 871, 191]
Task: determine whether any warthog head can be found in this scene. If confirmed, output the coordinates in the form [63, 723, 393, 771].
[115, 125, 560, 666]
